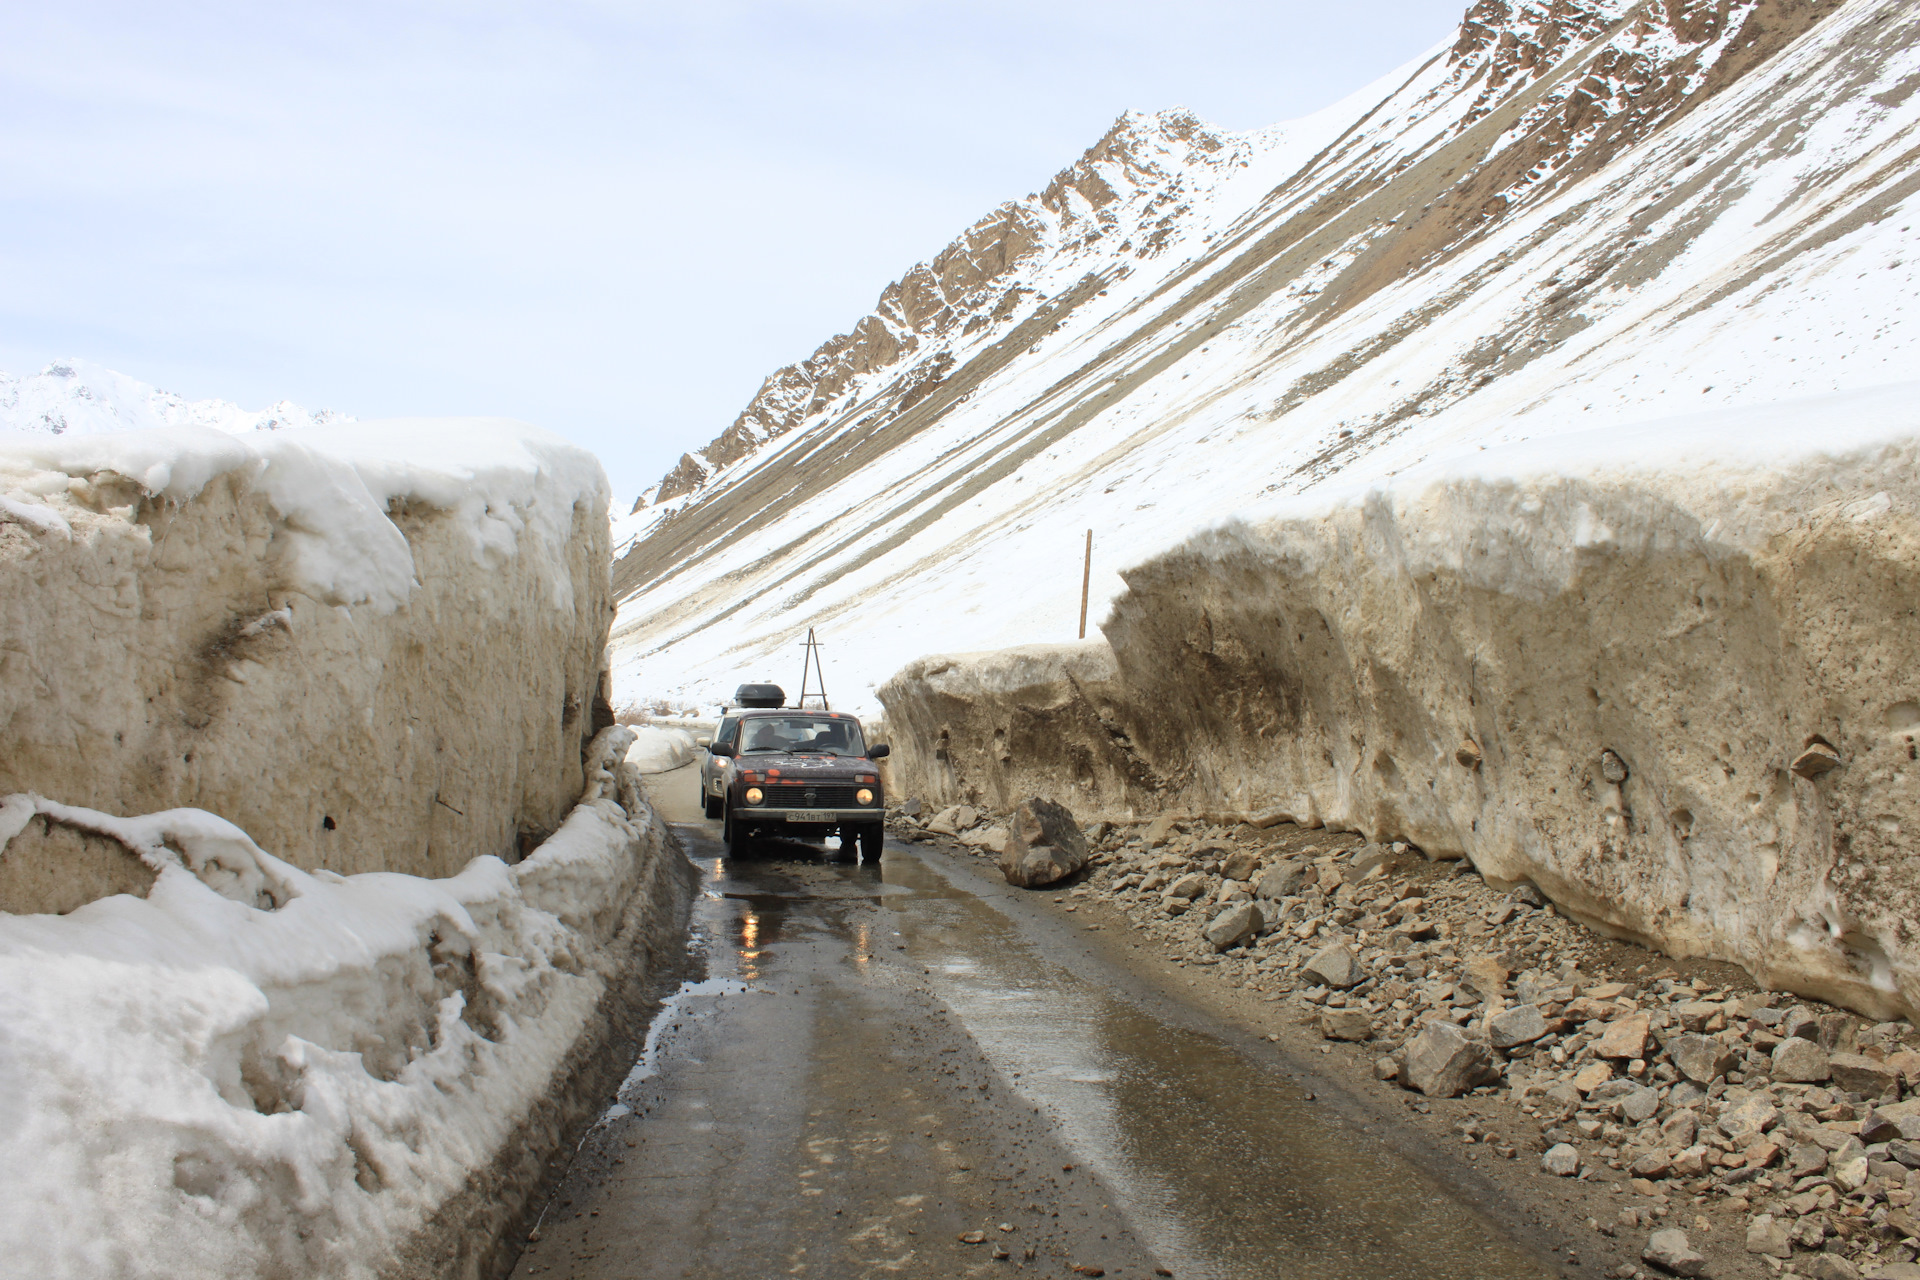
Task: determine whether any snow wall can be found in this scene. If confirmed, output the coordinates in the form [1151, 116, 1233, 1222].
[0, 727, 697, 1280]
[0, 419, 616, 909]
[0, 421, 703, 1277]
[879, 386, 1920, 1023]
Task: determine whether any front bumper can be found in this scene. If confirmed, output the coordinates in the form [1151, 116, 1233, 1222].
[742, 807, 883, 824]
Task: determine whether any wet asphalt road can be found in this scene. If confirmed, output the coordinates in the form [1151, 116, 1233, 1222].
[508, 768, 1556, 1280]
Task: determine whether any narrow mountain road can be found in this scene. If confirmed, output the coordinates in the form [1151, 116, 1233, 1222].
[507, 768, 1566, 1280]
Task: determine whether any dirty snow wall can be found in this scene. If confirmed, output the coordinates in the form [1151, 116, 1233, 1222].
[880, 388, 1920, 1024]
[0, 420, 613, 910]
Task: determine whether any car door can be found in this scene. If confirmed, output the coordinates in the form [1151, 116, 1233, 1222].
[703, 717, 740, 799]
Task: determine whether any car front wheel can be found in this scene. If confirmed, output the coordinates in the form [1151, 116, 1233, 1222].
[724, 802, 754, 858]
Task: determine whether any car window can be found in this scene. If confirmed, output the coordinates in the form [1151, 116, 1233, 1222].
[715, 718, 739, 748]
[737, 716, 866, 756]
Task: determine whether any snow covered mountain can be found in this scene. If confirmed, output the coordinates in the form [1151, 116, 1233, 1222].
[609, 0, 1917, 716]
[0, 359, 351, 436]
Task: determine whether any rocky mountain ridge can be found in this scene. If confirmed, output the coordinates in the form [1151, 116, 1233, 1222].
[608, 0, 1912, 721]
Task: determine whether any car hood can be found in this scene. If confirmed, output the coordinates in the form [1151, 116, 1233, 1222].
[739, 753, 876, 775]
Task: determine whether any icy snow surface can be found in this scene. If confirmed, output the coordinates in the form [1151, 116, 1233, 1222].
[0, 727, 651, 1279]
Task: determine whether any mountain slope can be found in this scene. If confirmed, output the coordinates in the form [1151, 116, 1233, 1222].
[0, 359, 351, 437]
[609, 0, 1915, 715]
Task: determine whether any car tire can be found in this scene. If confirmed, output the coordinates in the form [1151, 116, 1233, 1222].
[704, 792, 721, 820]
[723, 803, 754, 858]
[854, 823, 885, 863]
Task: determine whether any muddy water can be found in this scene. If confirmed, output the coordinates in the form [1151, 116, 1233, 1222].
[511, 764, 1552, 1280]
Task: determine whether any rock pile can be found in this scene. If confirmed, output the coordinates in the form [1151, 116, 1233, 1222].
[890, 802, 1920, 1277]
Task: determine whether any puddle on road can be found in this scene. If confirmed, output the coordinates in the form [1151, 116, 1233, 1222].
[646, 819, 1547, 1280]
[606, 976, 753, 1117]
[874, 854, 1550, 1280]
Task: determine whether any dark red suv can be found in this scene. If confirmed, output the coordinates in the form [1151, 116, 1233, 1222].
[706, 708, 889, 860]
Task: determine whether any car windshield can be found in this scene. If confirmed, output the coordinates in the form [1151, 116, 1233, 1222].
[737, 716, 866, 756]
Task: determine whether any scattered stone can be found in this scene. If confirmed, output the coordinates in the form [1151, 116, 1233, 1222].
[1864, 1265, 1920, 1280]
[1599, 750, 1630, 785]
[927, 806, 964, 835]
[1833, 1152, 1870, 1191]
[1616, 1085, 1660, 1124]
[1800, 1256, 1863, 1280]
[1204, 902, 1263, 953]
[1819, 1011, 1860, 1053]
[1320, 1008, 1373, 1041]
[1630, 1150, 1672, 1179]
[1344, 845, 1391, 883]
[1373, 1056, 1401, 1080]
[1717, 1096, 1779, 1141]
[1773, 1036, 1832, 1082]
[1744, 1213, 1792, 1258]
[1510, 882, 1547, 908]
[1670, 1145, 1709, 1177]
[998, 798, 1092, 887]
[1791, 740, 1845, 780]
[1830, 1051, 1900, 1097]
[1542, 1143, 1581, 1176]
[1574, 1061, 1616, 1094]
[1488, 1003, 1548, 1049]
[1661, 1110, 1698, 1149]
[1254, 860, 1306, 900]
[1461, 954, 1510, 1000]
[1781, 1008, 1820, 1041]
[1597, 1012, 1651, 1060]
[1301, 944, 1361, 990]
[960, 825, 1015, 855]
[1402, 1021, 1498, 1098]
[1860, 1107, 1900, 1144]
[1144, 814, 1179, 847]
[1455, 739, 1482, 769]
[1221, 850, 1262, 882]
[1788, 1142, 1828, 1176]
[1166, 873, 1208, 900]
[1641, 1227, 1707, 1277]
[1670, 1034, 1737, 1084]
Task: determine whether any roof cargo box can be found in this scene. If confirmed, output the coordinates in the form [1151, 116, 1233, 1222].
[733, 683, 785, 708]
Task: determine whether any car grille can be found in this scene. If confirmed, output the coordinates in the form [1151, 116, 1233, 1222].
[764, 783, 866, 808]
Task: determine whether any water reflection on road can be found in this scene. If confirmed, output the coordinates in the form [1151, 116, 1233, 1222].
[877, 852, 1546, 1280]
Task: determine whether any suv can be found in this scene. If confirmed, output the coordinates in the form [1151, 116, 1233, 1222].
[704, 706, 890, 860]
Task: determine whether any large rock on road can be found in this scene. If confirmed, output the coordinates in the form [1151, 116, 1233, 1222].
[998, 797, 1091, 888]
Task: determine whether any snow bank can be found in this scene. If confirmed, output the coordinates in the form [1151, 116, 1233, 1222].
[0, 417, 614, 895]
[881, 387, 1920, 1021]
[0, 727, 694, 1280]
[623, 726, 698, 774]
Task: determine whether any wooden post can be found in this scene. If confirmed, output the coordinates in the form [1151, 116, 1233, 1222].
[1078, 529, 1092, 640]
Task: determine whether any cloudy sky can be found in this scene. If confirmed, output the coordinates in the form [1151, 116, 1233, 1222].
[0, 1, 1466, 505]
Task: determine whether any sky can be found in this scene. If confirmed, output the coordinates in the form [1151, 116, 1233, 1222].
[0, 0, 1468, 507]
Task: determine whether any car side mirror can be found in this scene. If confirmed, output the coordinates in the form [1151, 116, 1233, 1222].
[709, 741, 736, 758]
[868, 744, 890, 759]
[695, 737, 711, 748]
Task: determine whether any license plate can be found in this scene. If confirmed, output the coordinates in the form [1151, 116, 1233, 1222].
[785, 810, 830, 823]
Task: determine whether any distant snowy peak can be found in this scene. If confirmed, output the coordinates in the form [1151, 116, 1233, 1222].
[0, 359, 352, 438]
[635, 108, 1261, 513]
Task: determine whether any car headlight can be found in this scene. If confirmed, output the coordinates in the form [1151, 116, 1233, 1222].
[745, 787, 764, 805]
[856, 788, 875, 805]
